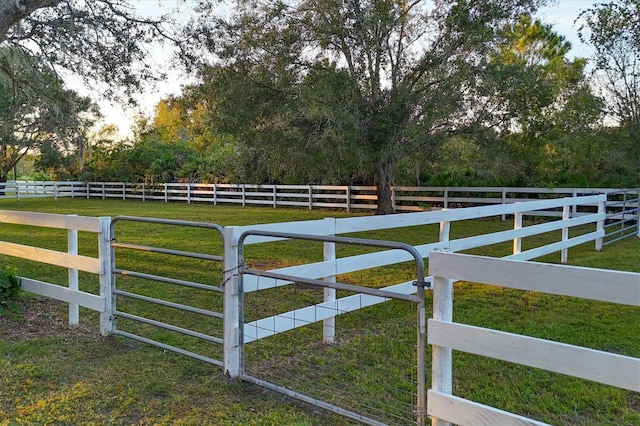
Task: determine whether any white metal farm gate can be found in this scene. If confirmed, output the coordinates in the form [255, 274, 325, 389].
[109, 216, 227, 366]
[236, 230, 429, 426]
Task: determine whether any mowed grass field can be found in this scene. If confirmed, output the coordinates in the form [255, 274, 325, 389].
[0, 198, 638, 425]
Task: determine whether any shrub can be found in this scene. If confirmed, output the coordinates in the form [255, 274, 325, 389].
[0, 265, 20, 318]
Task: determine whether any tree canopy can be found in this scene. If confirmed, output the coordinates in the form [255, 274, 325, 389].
[1, 0, 183, 101]
[0, 46, 97, 182]
[187, 0, 548, 213]
[580, 0, 640, 180]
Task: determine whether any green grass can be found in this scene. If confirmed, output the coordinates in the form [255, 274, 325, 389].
[0, 198, 638, 425]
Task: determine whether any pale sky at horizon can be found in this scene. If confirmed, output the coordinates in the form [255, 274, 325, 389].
[93, 0, 599, 138]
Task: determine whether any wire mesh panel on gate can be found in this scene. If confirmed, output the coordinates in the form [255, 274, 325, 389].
[242, 277, 420, 426]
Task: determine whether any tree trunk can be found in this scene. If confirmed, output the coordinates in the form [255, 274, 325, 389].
[374, 158, 396, 215]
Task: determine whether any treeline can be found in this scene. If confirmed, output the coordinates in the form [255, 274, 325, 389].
[15, 2, 639, 213]
[72, 102, 635, 189]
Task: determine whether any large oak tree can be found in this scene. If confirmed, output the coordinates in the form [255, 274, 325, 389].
[189, 0, 546, 214]
[0, 46, 96, 184]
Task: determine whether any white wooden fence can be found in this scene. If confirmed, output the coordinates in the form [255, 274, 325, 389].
[0, 211, 113, 334]
[2, 180, 635, 213]
[428, 251, 640, 426]
[223, 194, 608, 376]
[4, 193, 634, 424]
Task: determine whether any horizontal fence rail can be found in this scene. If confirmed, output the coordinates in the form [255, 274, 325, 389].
[0, 210, 112, 333]
[428, 251, 640, 426]
[3, 182, 638, 242]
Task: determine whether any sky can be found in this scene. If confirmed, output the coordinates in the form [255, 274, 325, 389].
[93, 0, 599, 138]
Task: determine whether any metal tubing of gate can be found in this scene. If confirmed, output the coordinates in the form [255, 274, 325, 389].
[237, 229, 428, 426]
[109, 215, 226, 366]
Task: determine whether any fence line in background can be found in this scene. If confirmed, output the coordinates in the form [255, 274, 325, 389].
[3, 181, 637, 243]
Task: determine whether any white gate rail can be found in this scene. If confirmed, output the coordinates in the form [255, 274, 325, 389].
[428, 251, 640, 426]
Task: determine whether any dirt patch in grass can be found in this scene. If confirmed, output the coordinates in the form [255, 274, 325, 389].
[0, 297, 101, 342]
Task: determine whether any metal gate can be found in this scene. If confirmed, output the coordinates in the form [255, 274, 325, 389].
[109, 216, 225, 366]
[236, 230, 428, 426]
[604, 189, 640, 246]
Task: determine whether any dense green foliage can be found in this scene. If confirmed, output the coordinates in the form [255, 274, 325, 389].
[10, 1, 639, 195]
[0, 264, 19, 318]
[0, 47, 97, 182]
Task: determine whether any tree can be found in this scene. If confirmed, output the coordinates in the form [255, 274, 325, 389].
[580, 0, 640, 182]
[484, 15, 601, 184]
[1, 0, 183, 101]
[0, 46, 97, 185]
[189, 0, 545, 214]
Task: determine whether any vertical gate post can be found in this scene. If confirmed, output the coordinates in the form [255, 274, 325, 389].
[223, 226, 241, 378]
[98, 216, 114, 335]
[67, 215, 79, 326]
[431, 260, 453, 426]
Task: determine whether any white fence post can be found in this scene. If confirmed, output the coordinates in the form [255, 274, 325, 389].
[596, 199, 605, 251]
[323, 218, 337, 344]
[443, 188, 449, 209]
[346, 186, 351, 212]
[501, 188, 507, 221]
[637, 189, 640, 238]
[67, 215, 79, 326]
[561, 205, 570, 263]
[272, 186, 277, 208]
[431, 257, 453, 426]
[213, 183, 218, 206]
[439, 214, 450, 246]
[308, 185, 313, 210]
[223, 226, 241, 378]
[513, 208, 523, 255]
[98, 216, 113, 335]
[391, 186, 396, 211]
[164, 183, 168, 203]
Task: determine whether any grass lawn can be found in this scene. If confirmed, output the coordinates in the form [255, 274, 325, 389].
[0, 198, 638, 425]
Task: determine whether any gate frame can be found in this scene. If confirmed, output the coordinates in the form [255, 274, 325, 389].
[109, 215, 226, 366]
[236, 229, 428, 426]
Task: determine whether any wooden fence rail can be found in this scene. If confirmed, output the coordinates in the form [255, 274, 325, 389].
[3, 181, 636, 210]
[0, 210, 113, 334]
[428, 251, 640, 426]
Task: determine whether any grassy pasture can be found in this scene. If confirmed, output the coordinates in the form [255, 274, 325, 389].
[0, 198, 638, 425]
